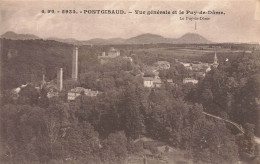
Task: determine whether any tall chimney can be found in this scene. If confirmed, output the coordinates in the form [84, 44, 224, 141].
[57, 68, 63, 91]
[41, 74, 46, 89]
[72, 47, 78, 81]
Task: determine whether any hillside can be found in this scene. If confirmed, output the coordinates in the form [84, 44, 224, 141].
[0, 39, 74, 90]
[1, 31, 40, 40]
[46, 37, 80, 44]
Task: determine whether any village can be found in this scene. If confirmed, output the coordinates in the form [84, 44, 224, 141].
[10, 46, 220, 102]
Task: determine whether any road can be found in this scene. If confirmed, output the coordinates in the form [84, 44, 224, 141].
[203, 111, 260, 145]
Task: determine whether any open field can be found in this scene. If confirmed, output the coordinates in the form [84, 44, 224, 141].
[132, 46, 245, 63]
[133, 47, 245, 57]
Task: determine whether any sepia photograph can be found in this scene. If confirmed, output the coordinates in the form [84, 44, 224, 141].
[0, 0, 259, 163]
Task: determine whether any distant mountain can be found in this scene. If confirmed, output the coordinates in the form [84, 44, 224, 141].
[85, 33, 211, 45]
[46, 37, 80, 44]
[85, 38, 110, 45]
[125, 33, 171, 44]
[1, 31, 40, 40]
[107, 38, 126, 44]
[176, 33, 212, 44]
[1, 31, 212, 44]
[83, 37, 125, 45]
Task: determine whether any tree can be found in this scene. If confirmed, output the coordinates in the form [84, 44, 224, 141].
[0, 104, 49, 163]
[100, 131, 128, 163]
[38, 86, 49, 108]
[192, 119, 239, 164]
[124, 86, 144, 139]
[47, 98, 70, 128]
[18, 84, 39, 105]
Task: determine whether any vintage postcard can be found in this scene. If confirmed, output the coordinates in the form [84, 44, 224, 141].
[0, 0, 259, 163]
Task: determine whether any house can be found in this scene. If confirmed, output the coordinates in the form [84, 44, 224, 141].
[98, 47, 120, 64]
[107, 47, 120, 57]
[122, 56, 133, 62]
[67, 87, 99, 101]
[180, 62, 192, 70]
[44, 83, 59, 98]
[166, 79, 173, 84]
[143, 77, 162, 88]
[183, 78, 198, 84]
[11, 83, 30, 99]
[205, 67, 211, 72]
[12, 84, 29, 95]
[46, 87, 59, 98]
[166, 79, 178, 87]
[98, 47, 120, 59]
[180, 62, 191, 67]
[143, 77, 154, 88]
[195, 72, 206, 78]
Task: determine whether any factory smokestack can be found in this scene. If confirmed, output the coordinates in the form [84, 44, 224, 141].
[40, 74, 46, 89]
[72, 47, 78, 81]
[57, 68, 63, 91]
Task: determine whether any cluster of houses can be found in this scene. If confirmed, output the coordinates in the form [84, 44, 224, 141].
[11, 47, 135, 101]
[10, 47, 220, 100]
[180, 62, 211, 72]
[142, 52, 219, 87]
[180, 52, 218, 71]
[142, 61, 170, 88]
[97, 48, 171, 89]
[44, 48, 100, 100]
[67, 87, 99, 101]
[181, 52, 219, 84]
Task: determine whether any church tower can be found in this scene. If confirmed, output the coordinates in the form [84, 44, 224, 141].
[212, 51, 219, 68]
[72, 47, 78, 81]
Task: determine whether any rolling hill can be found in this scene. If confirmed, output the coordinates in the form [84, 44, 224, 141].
[1, 31, 212, 44]
[1, 31, 40, 40]
[84, 33, 212, 45]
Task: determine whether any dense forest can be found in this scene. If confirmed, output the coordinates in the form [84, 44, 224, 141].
[0, 39, 259, 164]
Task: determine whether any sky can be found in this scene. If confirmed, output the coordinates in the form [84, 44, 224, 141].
[0, 0, 260, 43]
